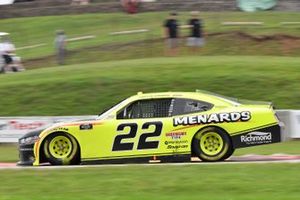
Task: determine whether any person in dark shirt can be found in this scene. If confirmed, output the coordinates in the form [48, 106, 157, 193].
[186, 11, 204, 53]
[163, 12, 179, 56]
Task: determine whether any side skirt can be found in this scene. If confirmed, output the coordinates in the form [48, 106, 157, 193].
[81, 154, 191, 165]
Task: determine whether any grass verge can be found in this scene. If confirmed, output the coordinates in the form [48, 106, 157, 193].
[24, 32, 300, 69]
[0, 163, 300, 200]
[0, 56, 299, 116]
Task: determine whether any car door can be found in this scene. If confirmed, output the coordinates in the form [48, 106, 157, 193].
[108, 98, 176, 158]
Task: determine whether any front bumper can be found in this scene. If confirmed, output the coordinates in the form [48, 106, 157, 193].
[17, 129, 44, 166]
[18, 143, 35, 166]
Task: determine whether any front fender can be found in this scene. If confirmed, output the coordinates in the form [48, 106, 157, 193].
[33, 127, 73, 166]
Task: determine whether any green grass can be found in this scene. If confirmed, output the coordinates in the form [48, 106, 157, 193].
[0, 144, 18, 162]
[0, 56, 299, 116]
[234, 140, 300, 156]
[1, 12, 300, 60]
[26, 32, 300, 69]
[1, 163, 300, 200]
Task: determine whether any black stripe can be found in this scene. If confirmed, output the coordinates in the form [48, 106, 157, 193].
[231, 122, 278, 136]
[81, 154, 191, 165]
[82, 151, 191, 161]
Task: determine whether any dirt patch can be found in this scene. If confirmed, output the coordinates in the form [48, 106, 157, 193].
[213, 31, 300, 41]
[210, 31, 300, 55]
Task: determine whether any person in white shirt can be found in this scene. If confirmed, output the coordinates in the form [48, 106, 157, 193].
[0, 37, 14, 72]
[0, 37, 24, 73]
[0, 42, 4, 72]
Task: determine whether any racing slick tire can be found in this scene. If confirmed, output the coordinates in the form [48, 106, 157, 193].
[43, 132, 80, 165]
[192, 127, 233, 162]
[221, 145, 235, 161]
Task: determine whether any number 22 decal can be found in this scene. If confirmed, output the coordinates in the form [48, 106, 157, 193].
[112, 121, 163, 151]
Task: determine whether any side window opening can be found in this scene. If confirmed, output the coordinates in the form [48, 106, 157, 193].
[117, 98, 174, 119]
[173, 98, 213, 116]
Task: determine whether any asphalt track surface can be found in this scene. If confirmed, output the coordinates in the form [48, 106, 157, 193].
[1, 154, 300, 169]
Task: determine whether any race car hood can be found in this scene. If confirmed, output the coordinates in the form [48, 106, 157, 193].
[19, 129, 44, 141]
[42, 119, 103, 133]
[18, 118, 99, 141]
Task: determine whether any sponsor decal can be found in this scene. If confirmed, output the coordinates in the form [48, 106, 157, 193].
[167, 144, 188, 149]
[240, 131, 272, 145]
[232, 125, 281, 148]
[165, 140, 189, 149]
[80, 124, 93, 130]
[165, 132, 186, 140]
[50, 127, 69, 132]
[173, 111, 251, 126]
[164, 140, 188, 145]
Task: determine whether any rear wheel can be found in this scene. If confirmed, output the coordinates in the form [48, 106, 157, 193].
[43, 132, 80, 165]
[192, 127, 233, 162]
[222, 145, 235, 161]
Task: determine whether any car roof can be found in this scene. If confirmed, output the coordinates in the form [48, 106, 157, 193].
[133, 91, 220, 98]
[136, 91, 194, 98]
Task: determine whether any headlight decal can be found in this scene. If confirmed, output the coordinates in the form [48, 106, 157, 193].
[19, 136, 40, 145]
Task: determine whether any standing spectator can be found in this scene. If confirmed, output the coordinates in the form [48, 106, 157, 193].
[163, 12, 179, 56]
[54, 30, 67, 65]
[186, 11, 204, 54]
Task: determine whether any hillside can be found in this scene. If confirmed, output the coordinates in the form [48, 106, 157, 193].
[1, 11, 300, 65]
[0, 56, 299, 116]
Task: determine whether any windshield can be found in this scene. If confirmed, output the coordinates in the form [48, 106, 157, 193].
[97, 98, 128, 120]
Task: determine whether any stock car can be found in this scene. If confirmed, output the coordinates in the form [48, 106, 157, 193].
[18, 91, 282, 166]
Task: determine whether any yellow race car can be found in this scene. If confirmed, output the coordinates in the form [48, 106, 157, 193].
[18, 91, 282, 166]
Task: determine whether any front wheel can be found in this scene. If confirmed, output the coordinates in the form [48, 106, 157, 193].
[43, 132, 80, 165]
[192, 127, 233, 162]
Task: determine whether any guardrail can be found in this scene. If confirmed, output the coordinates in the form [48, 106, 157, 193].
[0, 116, 95, 143]
[0, 110, 297, 143]
[276, 110, 300, 141]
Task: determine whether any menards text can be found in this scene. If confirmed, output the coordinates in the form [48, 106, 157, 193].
[173, 111, 251, 126]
